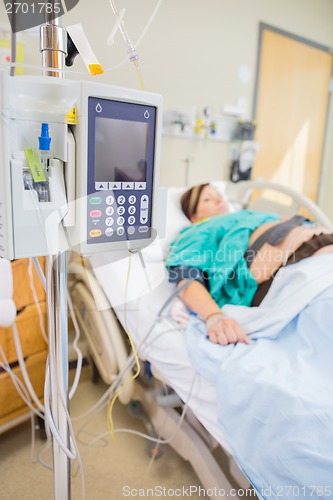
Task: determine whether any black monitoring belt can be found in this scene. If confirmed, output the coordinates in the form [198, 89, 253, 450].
[245, 215, 308, 266]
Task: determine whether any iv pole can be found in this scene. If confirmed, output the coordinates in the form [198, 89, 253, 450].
[40, 4, 71, 499]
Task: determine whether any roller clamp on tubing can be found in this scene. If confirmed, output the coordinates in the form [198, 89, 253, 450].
[205, 312, 224, 327]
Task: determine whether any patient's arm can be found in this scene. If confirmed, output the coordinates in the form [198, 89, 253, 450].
[178, 279, 249, 346]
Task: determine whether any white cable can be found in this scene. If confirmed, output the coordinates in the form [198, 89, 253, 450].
[72, 387, 113, 423]
[0, 345, 47, 468]
[44, 259, 78, 459]
[117, 373, 197, 445]
[0, 361, 44, 418]
[73, 347, 139, 426]
[76, 429, 109, 448]
[143, 382, 169, 482]
[135, 0, 164, 48]
[67, 291, 83, 400]
[28, 258, 48, 343]
[77, 372, 197, 470]
[71, 312, 194, 485]
[0, 358, 42, 465]
[37, 439, 53, 471]
[43, 363, 76, 460]
[0, 346, 43, 467]
[11, 323, 45, 413]
[29, 412, 37, 464]
[69, 255, 192, 472]
[72, 327, 177, 433]
[44, 279, 86, 500]
[71, 278, 191, 425]
[37, 427, 85, 500]
[0, 347, 44, 419]
[32, 256, 46, 291]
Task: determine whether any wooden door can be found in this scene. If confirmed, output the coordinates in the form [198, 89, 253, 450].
[253, 25, 333, 202]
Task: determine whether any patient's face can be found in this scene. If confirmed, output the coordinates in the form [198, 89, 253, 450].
[191, 185, 229, 222]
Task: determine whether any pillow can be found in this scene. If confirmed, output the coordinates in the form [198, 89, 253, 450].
[162, 181, 239, 258]
[144, 181, 240, 263]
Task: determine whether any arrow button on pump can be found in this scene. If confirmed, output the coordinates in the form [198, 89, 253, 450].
[140, 195, 149, 224]
[95, 182, 108, 190]
[140, 195, 149, 208]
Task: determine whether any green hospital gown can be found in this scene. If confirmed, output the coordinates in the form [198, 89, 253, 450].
[166, 210, 280, 307]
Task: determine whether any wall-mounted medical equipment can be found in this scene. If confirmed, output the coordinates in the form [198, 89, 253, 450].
[162, 106, 238, 142]
[0, 70, 164, 260]
[229, 120, 257, 183]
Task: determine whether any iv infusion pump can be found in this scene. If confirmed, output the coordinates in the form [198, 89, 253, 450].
[0, 70, 164, 260]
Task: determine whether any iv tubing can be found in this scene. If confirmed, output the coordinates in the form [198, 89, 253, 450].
[4, 0, 163, 79]
[109, 0, 144, 89]
[135, 0, 163, 48]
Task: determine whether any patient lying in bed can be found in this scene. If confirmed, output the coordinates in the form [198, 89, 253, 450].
[166, 183, 333, 346]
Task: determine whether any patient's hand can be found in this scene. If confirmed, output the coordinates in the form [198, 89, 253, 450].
[206, 313, 250, 346]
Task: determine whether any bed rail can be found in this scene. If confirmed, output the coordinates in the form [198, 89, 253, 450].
[232, 180, 333, 230]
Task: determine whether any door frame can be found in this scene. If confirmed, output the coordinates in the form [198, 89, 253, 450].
[252, 23, 333, 204]
[253, 22, 333, 117]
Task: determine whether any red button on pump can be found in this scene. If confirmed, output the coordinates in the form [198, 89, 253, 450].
[90, 209, 102, 218]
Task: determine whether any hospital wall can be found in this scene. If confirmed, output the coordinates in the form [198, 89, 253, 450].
[0, 0, 332, 216]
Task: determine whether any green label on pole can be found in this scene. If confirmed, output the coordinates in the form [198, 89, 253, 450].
[24, 148, 46, 182]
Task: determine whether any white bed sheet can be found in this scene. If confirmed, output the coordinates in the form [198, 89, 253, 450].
[91, 248, 232, 454]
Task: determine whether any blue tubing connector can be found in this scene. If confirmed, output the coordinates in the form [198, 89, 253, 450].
[39, 123, 51, 151]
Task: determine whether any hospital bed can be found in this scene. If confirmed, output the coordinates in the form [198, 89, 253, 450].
[68, 180, 333, 499]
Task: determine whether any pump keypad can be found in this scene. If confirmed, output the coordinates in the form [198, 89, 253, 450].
[88, 187, 151, 243]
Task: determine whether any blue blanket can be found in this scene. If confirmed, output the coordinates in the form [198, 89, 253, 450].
[186, 257, 333, 499]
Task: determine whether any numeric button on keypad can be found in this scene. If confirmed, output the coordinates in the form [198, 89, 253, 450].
[106, 196, 114, 205]
[117, 206, 125, 215]
[117, 195, 126, 205]
[105, 217, 114, 226]
[128, 206, 136, 215]
[117, 216, 125, 226]
[128, 216, 136, 225]
[105, 206, 114, 216]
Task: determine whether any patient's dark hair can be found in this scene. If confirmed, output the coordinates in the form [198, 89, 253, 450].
[180, 183, 208, 220]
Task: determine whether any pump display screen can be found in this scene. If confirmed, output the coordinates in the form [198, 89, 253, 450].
[87, 97, 156, 245]
[94, 118, 148, 184]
